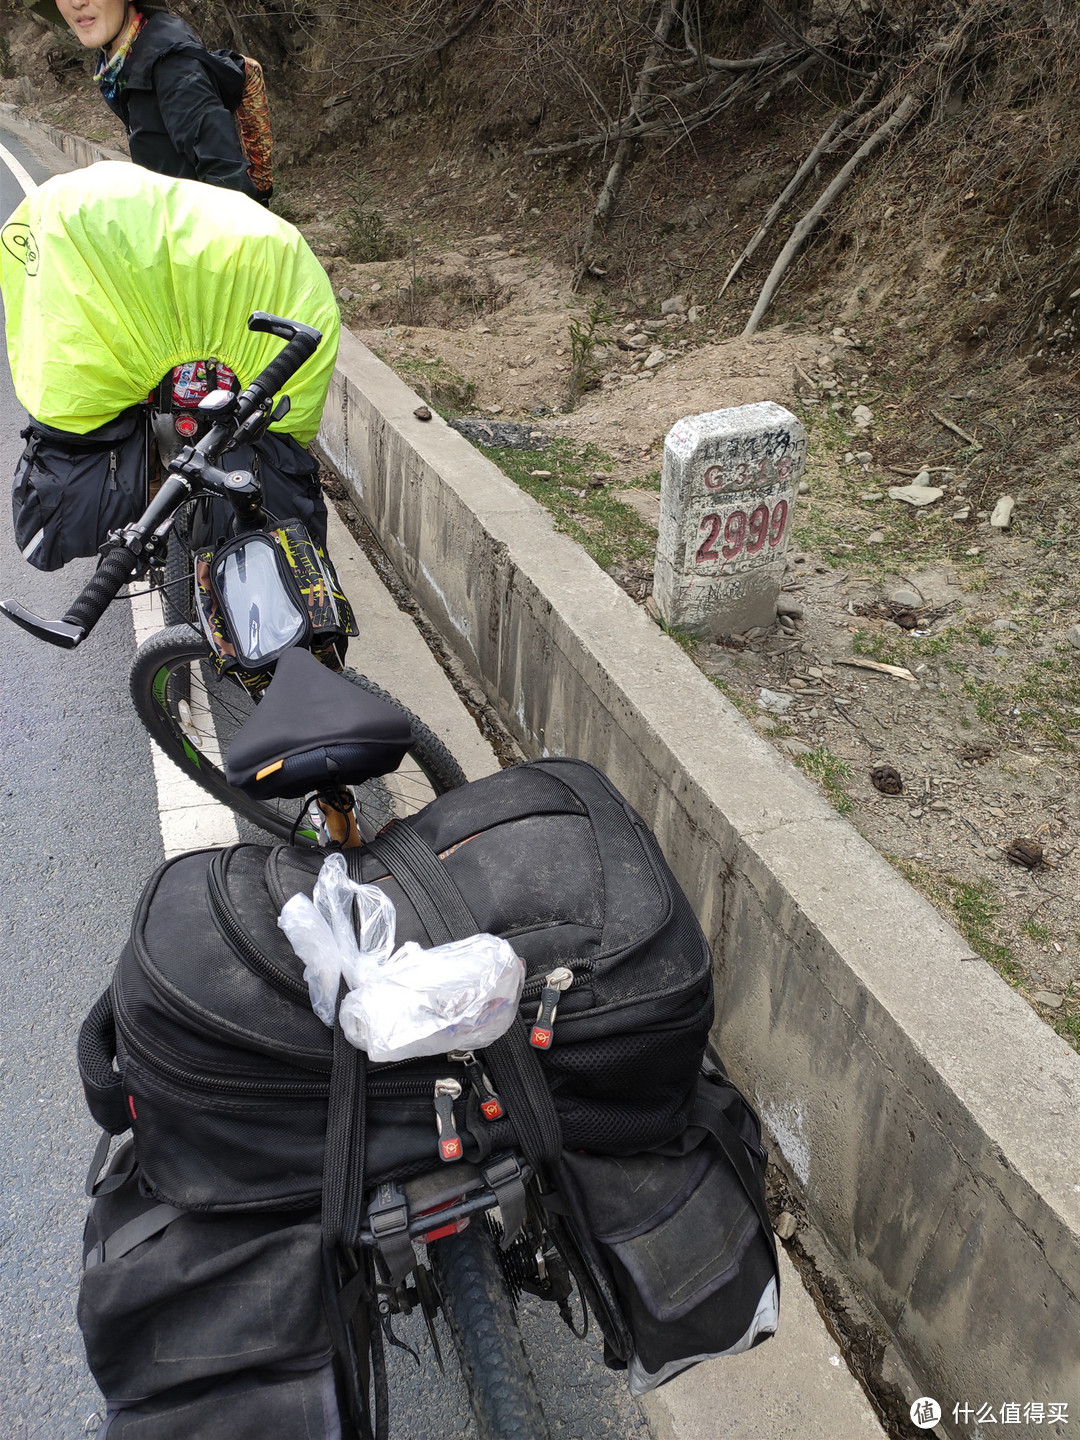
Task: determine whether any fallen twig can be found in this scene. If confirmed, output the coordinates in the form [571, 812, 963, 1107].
[793, 359, 816, 389]
[742, 93, 921, 336]
[930, 410, 984, 450]
[836, 657, 919, 682]
[718, 73, 881, 297]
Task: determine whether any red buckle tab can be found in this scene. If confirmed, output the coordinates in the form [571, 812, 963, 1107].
[439, 1136, 463, 1162]
[531, 1026, 553, 1049]
[481, 1097, 504, 1121]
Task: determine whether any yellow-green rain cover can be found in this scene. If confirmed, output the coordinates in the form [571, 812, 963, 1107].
[0, 162, 339, 445]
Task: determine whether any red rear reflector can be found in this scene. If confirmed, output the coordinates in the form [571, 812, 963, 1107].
[174, 415, 199, 437]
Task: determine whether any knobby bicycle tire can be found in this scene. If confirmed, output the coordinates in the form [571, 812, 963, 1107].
[161, 523, 194, 628]
[129, 625, 466, 843]
[431, 1221, 551, 1440]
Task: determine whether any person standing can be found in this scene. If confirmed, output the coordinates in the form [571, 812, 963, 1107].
[27, 1, 267, 200]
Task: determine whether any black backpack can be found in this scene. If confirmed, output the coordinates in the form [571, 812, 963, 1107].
[77, 760, 778, 1397]
[11, 408, 149, 571]
[79, 759, 714, 1214]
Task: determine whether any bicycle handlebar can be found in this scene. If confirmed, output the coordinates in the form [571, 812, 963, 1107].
[240, 312, 321, 416]
[0, 542, 141, 648]
[0, 312, 323, 649]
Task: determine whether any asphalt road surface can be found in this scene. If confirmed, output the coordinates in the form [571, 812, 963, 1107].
[0, 127, 654, 1440]
[0, 127, 165, 1439]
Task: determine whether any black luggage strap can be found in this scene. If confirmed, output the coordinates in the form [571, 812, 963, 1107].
[366, 1181, 414, 1286]
[322, 977, 368, 1251]
[691, 1087, 780, 1286]
[85, 1130, 137, 1198]
[482, 1154, 528, 1250]
[354, 822, 475, 945]
[86, 1203, 185, 1270]
[355, 825, 564, 1174]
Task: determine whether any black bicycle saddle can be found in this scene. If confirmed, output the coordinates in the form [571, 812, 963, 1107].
[225, 646, 413, 800]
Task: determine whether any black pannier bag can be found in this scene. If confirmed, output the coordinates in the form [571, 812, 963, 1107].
[558, 1052, 780, 1394]
[11, 407, 148, 571]
[79, 1139, 346, 1439]
[79, 759, 715, 1213]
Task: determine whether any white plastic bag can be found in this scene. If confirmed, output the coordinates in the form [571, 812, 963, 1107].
[277, 853, 396, 1025]
[338, 933, 524, 1063]
[278, 853, 525, 1062]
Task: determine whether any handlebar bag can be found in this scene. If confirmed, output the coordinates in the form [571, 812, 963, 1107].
[11, 408, 148, 572]
[558, 1057, 780, 1395]
[78, 1138, 346, 1439]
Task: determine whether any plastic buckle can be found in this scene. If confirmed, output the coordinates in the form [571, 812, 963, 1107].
[368, 1182, 409, 1241]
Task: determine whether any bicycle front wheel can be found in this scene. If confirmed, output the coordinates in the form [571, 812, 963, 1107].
[431, 1220, 551, 1440]
[129, 625, 466, 843]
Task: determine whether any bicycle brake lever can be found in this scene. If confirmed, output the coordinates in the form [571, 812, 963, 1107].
[0, 598, 84, 648]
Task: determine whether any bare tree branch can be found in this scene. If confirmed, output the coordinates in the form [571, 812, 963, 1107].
[743, 92, 922, 336]
[719, 71, 883, 297]
[572, 0, 680, 289]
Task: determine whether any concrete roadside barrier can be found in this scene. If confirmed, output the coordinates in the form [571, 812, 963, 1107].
[318, 327, 1080, 1432]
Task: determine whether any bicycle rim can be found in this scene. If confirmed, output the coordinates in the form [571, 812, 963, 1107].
[130, 625, 466, 844]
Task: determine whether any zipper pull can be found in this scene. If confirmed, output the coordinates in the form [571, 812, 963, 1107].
[530, 966, 574, 1049]
[434, 1077, 463, 1162]
[449, 1049, 505, 1122]
[108, 450, 118, 490]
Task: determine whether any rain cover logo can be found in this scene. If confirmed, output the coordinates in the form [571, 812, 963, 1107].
[1, 223, 39, 275]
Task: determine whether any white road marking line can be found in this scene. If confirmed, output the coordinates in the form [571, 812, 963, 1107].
[128, 587, 239, 858]
[0, 138, 39, 198]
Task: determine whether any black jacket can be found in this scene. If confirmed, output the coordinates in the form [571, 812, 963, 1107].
[103, 12, 257, 200]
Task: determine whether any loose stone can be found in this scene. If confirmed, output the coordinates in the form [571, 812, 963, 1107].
[989, 495, 1015, 529]
[758, 688, 794, 714]
[888, 587, 922, 609]
[889, 484, 944, 507]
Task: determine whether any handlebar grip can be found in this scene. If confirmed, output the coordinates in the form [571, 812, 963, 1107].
[246, 314, 322, 406]
[248, 332, 321, 406]
[62, 544, 141, 636]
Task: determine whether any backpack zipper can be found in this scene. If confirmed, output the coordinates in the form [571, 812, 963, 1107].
[520, 962, 590, 1001]
[207, 851, 310, 1003]
[124, 1024, 465, 1103]
[108, 450, 118, 490]
[124, 1024, 328, 1098]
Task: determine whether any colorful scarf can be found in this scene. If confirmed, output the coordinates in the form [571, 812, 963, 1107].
[93, 7, 146, 105]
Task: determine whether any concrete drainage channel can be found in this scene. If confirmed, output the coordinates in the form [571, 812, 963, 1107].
[6, 107, 1079, 1439]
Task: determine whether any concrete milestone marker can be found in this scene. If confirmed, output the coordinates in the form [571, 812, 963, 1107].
[654, 402, 806, 638]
